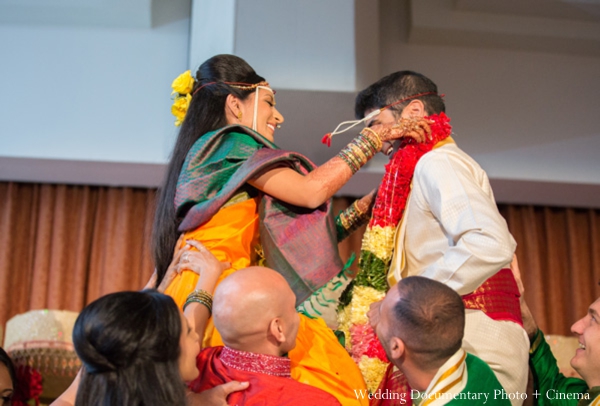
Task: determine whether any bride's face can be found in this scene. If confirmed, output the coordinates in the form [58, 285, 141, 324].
[238, 88, 284, 142]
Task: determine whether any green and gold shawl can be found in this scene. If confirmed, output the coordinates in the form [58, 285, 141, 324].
[175, 125, 343, 306]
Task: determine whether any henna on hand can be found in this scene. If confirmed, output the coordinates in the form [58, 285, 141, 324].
[356, 189, 377, 216]
[393, 117, 433, 143]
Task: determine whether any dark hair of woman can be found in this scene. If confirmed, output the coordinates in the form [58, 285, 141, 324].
[152, 54, 265, 285]
[73, 290, 185, 406]
[0, 347, 17, 405]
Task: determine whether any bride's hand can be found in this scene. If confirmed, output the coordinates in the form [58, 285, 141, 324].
[185, 240, 231, 288]
[371, 117, 433, 145]
[156, 238, 230, 292]
[395, 117, 433, 143]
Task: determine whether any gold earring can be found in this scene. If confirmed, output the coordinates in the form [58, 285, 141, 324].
[237, 111, 243, 120]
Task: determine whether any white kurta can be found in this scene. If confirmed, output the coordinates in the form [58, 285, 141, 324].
[388, 142, 528, 405]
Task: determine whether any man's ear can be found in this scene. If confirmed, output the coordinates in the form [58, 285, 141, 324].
[268, 318, 285, 344]
[402, 99, 426, 118]
[389, 336, 406, 361]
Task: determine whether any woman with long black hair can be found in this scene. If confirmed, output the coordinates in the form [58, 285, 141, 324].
[152, 54, 428, 405]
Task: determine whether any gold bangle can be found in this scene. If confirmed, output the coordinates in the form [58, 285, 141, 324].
[348, 143, 367, 164]
[184, 289, 213, 313]
[355, 138, 377, 161]
[352, 200, 365, 217]
[339, 210, 351, 230]
[183, 297, 212, 313]
[529, 329, 543, 354]
[338, 132, 380, 174]
[357, 132, 379, 155]
[188, 289, 213, 299]
[337, 199, 369, 235]
[360, 127, 383, 151]
[338, 150, 360, 174]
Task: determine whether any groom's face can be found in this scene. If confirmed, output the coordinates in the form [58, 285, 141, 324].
[365, 108, 397, 129]
[365, 108, 399, 156]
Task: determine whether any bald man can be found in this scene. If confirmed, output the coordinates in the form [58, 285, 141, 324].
[188, 267, 341, 405]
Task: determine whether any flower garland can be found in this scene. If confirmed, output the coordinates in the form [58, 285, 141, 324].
[171, 70, 196, 126]
[337, 113, 452, 392]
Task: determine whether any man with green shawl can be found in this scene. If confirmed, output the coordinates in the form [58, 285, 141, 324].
[522, 293, 600, 405]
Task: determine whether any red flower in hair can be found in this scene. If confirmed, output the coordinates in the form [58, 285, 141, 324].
[12, 365, 43, 406]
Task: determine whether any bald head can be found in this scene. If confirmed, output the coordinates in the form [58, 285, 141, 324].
[213, 267, 300, 356]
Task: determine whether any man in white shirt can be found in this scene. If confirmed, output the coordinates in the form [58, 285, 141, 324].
[355, 71, 529, 405]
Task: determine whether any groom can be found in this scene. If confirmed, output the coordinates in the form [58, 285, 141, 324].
[355, 71, 528, 405]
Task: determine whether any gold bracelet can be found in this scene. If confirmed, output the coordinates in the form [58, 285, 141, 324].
[354, 137, 375, 158]
[338, 150, 360, 173]
[350, 142, 368, 161]
[360, 127, 383, 151]
[183, 289, 213, 313]
[188, 289, 213, 298]
[352, 200, 365, 217]
[337, 199, 369, 235]
[183, 297, 212, 313]
[338, 132, 380, 174]
[529, 329, 543, 354]
[339, 210, 351, 230]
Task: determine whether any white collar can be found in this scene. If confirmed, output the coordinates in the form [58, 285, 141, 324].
[419, 348, 468, 406]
